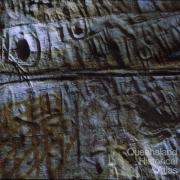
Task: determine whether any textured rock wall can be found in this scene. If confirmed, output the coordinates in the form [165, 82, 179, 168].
[0, 0, 179, 179]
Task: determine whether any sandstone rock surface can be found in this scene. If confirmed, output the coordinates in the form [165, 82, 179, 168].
[0, 0, 179, 179]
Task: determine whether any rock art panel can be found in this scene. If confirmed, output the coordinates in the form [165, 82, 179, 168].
[0, 0, 179, 179]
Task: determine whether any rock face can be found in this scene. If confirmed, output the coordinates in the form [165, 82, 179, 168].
[0, 0, 179, 179]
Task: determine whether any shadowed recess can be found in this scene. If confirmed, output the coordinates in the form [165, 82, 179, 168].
[16, 39, 30, 61]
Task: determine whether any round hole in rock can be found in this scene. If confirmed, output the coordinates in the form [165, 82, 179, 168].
[16, 39, 30, 61]
[74, 25, 83, 35]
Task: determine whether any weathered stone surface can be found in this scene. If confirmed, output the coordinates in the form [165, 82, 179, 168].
[0, 0, 179, 179]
